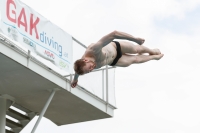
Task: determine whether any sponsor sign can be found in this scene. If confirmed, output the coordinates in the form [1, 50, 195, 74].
[0, 0, 73, 73]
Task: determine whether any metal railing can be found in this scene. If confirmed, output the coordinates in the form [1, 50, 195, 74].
[0, 33, 116, 107]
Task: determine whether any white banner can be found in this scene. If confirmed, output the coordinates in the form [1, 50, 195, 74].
[0, 0, 73, 73]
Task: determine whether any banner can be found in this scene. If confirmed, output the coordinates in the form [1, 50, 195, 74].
[0, 0, 73, 73]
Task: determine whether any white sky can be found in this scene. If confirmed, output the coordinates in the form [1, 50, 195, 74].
[18, 0, 200, 133]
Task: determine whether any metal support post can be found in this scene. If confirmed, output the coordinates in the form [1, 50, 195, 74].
[31, 88, 59, 133]
[70, 74, 72, 92]
[106, 65, 109, 113]
[0, 98, 6, 133]
[27, 50, 31, 67]
[0, 95, 14, 133]
[102, 70, 104, 100]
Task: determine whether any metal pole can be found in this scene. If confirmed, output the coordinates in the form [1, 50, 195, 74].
[102, 70, 104, 100]
[70, 74, 72, 92]
[31, 89, 58, 133]
[27, 50, 31, 67]
[72, 37, 87, 48]
[63, 66, 116, 77]
[106, 65, 109, 113]
[0, 98, 6, 133]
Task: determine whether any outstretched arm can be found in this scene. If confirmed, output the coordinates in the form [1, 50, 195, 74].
[71, 73, 79, 88]
[113, 31, 144, 44]
[91, 30, 145, 51]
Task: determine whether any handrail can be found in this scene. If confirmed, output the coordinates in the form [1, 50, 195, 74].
[63, 66, 115, 77]
[72, 36, 87, 49]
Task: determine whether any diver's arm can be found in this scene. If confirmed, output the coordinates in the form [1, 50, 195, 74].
[71, 73, 79, 88]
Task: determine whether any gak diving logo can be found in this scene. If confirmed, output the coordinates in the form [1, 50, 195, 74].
[6, 0, 63, 57]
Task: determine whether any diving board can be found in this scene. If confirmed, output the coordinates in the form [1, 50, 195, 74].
[0, 33, 116, 133]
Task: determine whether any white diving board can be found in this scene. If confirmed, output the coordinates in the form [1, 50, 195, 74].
[0, 33, 116, 133]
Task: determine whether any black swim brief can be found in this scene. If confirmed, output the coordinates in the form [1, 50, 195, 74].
[109, 41, 122, 66]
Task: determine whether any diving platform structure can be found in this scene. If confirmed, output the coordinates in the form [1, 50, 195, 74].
[0, 33, 116, 133]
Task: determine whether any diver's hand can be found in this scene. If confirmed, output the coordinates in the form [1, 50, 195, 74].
[71, 80, 78, 88]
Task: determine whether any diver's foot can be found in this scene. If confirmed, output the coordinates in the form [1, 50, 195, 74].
[152, 49, 161, 55]
[153, 54, 164, 60]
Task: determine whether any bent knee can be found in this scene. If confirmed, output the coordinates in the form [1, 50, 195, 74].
[135, 45, 143, 53]
[125, 55, 141, 64]
[132, 56, 141, 63]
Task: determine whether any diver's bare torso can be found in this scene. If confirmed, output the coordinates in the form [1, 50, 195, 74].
[83, 42, 117, 69]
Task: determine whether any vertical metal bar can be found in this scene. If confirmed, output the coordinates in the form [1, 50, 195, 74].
[102, 70, 104, 100]
[0, 98, 6, 133]
[31, 89, 58, 133]
[70, 74, 72, 92]
[106, 65, 109, 113]
[27, 50, 31, 67]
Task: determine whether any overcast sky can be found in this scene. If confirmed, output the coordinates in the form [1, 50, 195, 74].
[18, 0, 200, 133]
